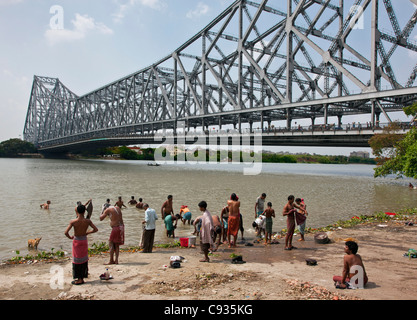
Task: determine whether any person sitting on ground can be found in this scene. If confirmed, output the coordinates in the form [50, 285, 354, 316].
[333, 241, 368, 289]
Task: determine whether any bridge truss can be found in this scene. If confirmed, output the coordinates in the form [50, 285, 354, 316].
[24, 0, 417, 150]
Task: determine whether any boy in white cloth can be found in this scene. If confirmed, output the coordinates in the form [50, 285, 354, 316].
[198, 201, 214, 262]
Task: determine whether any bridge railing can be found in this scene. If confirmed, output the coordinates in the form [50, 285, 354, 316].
[37, 121, 413, 150]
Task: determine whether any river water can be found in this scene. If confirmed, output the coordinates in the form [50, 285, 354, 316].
[1, 158, 416, 261]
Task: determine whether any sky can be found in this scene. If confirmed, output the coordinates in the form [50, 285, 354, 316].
[0, 0, 416, 156]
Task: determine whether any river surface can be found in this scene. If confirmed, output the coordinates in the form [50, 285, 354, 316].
[1, 158, 416, 261]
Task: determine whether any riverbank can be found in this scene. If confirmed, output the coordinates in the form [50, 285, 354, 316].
[1, 210, 416, 301]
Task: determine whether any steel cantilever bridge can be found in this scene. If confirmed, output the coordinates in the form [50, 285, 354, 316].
[24, 0, 417, 153]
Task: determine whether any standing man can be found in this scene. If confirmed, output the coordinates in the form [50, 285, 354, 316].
[65, 204, 99, 285]
[283, 195, 305, 250]
[198, 201, 214, 262]
[142, 203, 158, 253]
[227, 193, 240, 248]
[100, 205, 125, 265]
[161, 195, 174, 220]
[255, 193, 266, 219]
[295, 198, 308, 242]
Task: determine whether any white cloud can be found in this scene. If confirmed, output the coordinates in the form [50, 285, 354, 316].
[45, 13, 113, 46]
[112, 0, 166, 23]
[186, 2, 210, 19]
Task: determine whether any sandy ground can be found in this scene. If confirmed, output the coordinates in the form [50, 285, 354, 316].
[1, 218, 416, 302]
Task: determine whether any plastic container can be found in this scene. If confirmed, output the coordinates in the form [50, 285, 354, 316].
[180, 237, 189, 247]
[188, 236, 196, 247]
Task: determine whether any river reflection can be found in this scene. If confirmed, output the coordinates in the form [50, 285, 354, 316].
[0, 158, 415, 261]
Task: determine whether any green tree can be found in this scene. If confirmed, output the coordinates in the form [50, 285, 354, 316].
[369, 105, 417, 179]
[0, 139, 37, 157]
[118, 146, 140, 160]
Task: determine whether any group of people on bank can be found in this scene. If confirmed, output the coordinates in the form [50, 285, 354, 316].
[62, 193, 367, 289]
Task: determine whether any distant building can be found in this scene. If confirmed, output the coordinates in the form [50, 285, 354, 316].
[350, 151, 370, 158]
[128, 147, 143, 155]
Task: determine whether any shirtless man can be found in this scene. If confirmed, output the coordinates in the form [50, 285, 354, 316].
[227, 193, 240, 248]
[333, 241, 368, 289]
[40, 200, 51, 209]
[211, 215, 223, 251]
[161, 195, 174, 220]
[128, 196, 137, 205]
[65, 204, 98, 285]
[114, 196, 127, 209]
[100, 205, 125, 265]
[283, 195, 305, 250]
[136, 198, 144, 209]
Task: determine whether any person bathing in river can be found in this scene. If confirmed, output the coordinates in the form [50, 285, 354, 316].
[128, 196, 137, 205]
[295, 198, 308, 242]
[100, 205, 125, 265]
[164, 213, 178, 238]
[179, 205, 192, 225]
[114, 196, 127, 209]
[211, 214, 223, 251]
[227, 193, 240, 248]
[263, 202, 275, 245]
[161, 195, 174, 220]
[136, 198, 144, 209]
[198, 201, 214, 262]
[40, 200, 51, 210]
[220, 205, 229, 244]
[283, 195, 306, 250]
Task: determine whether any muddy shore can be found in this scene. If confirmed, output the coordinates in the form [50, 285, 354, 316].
[1, 217, 416, 303]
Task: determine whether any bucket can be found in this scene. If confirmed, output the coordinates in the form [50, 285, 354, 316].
[180, 237, 189, 247]
[188, 236, 196, 247]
